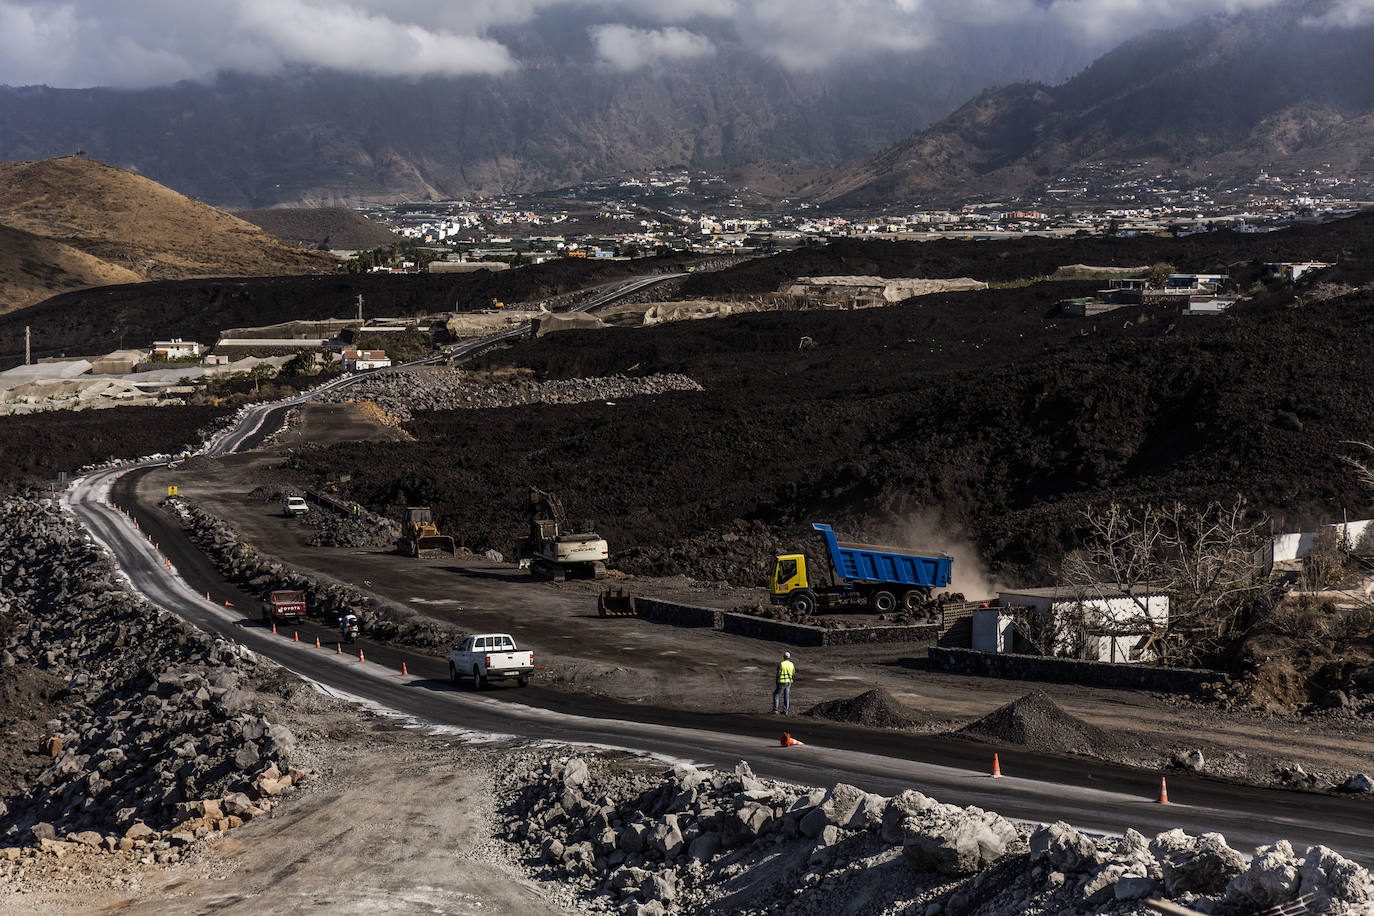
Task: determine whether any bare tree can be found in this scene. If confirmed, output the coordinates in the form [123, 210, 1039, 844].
[1061, 500, 1266, 666]
[1341, 440, 1374, 492]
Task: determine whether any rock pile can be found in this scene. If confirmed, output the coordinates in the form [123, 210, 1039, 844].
[313, 368, 703, 420]
[805, 688, 919, 729]
[0, 495, 312, 864]
[171, 499, 460, 649]
[958, 690, 1111, 755]
[498, 751, 1374, 915]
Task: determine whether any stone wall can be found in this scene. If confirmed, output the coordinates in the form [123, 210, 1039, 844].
[629, 597, 935, 647]
[928, 647, 1229, 693]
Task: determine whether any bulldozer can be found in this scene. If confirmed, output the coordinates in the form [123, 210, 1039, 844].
[518, 488, 607, 581]
[396, 506, 456, 558]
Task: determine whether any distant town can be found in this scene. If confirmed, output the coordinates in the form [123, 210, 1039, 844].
[348, 162, 1374, 269]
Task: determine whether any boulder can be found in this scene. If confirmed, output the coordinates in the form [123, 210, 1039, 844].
[687, 832, 721, 862]
[562, 758, 591, 789]
[1226, 840, 1301, 908]
[846, 793, 888, 831]
[901, 812, 1015, 876]
[1115, 875, 1159, 901]
[1296, 845, 1374, 909]
[799, 784, 866, 838]
[1030, 821, 1101, 874]
[722, 803, 772, 848]
[1150, 829, 1245, 896]
[1339, 773, 1373, 794]
[880, 790, 938, 844]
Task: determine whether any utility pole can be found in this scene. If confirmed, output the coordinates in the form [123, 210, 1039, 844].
[25, 326, 30, 366]
[356, 294, 364, 323]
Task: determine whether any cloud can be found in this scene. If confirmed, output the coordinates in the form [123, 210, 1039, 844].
[589, 24, 715, 70]
[0, 0, 1363, 88]
[1303, 0, 1374, 27]
[0, 0, 516, 88]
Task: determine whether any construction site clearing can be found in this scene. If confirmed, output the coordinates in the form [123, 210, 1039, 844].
[117, 399, 1374, 802]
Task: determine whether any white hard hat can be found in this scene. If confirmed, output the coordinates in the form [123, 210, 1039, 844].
[783, 651, 791, 659]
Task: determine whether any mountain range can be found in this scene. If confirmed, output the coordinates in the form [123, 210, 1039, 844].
[818, 1, 1374, 205]
[2, 3, 1372, 210]
[0, 10, 1072, 208]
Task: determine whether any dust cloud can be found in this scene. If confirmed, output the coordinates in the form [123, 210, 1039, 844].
[887, 511, 1004, 600]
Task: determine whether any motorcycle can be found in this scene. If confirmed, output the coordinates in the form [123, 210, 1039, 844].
[340, 620, 359, 644]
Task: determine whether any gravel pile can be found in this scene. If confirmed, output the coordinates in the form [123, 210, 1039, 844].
[314, 368, 704, 421]
[498, 750, 1374, 915]
[170, 499, 460, 650]
[958, 691, 1111, 754]
[0, 495, 313, 865]
[805, 689, 919, 729]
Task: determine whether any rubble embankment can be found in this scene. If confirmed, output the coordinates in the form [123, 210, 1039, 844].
[500, 752, 1374, 915]
[312, 368, 703, 421]
[171, 499, 460, 650]
[0, 495, 313, 868]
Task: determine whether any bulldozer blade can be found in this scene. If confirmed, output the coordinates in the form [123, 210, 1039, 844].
[417, 536, 456, 556]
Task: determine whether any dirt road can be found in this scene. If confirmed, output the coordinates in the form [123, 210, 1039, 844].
[133, 403, 1374, 793]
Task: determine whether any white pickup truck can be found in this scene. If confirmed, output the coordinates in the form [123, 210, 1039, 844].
[448, 633, 534, 690]
[282, 496, 309, 517]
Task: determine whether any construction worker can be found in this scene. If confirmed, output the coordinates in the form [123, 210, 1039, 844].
[772, 651, 795, 715]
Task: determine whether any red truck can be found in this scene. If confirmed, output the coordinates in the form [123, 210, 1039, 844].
[262, 590, 307, 626]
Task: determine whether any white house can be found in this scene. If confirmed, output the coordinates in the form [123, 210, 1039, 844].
[1265, 261, 1333, 283]
[342, 349, 392, 371]
[151, 338, 204, 359]
[996, 586, 1170, 663]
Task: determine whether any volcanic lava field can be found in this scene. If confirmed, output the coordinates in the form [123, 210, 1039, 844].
[288, 216, 1374, 590]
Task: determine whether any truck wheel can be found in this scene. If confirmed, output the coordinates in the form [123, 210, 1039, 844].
[517, 675, 530, 688]
[449, 663, 460, 686]
[471, 667, 483, 691]
[870, 590, 897, 613]
[902, 589, 929, 611]
[788, 592, 816, 615]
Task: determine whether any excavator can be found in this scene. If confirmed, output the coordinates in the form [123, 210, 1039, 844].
[396, 506, 456, 558]
[518, 488, 607, 581]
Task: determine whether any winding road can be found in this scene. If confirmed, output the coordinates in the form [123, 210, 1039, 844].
[61, 275, 1374, 865]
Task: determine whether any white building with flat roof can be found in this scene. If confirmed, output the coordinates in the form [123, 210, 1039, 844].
[996, 586, 1169, 663]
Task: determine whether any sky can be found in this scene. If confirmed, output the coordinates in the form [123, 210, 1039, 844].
[0, 0, 1367, 88]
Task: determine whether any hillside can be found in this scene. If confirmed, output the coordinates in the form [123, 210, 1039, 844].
[0, 158, 336, 290]
[0, 224, 143, 313]
[235, 207, 401, 250]
[817, 2, 1374, 206]
[0, 11, 1034, 208]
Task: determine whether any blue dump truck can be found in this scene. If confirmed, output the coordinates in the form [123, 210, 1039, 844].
[770, 523, 953, 615]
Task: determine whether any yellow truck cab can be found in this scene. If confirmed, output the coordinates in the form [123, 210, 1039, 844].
[771, 554, 809, 599]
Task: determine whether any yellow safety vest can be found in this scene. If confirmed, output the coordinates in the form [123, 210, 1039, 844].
[777, 660, 795, 684]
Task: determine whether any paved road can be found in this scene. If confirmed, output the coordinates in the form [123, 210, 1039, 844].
[58, 271, 1374, 865]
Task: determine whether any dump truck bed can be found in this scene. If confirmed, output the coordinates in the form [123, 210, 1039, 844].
[814, 523, 952, 589]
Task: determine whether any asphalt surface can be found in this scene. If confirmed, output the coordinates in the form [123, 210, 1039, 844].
[57, 275, 1374, 865]
[68, 465, 1374, 863]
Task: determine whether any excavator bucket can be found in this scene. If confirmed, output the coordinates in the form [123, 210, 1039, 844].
[597, 588, 635, 617]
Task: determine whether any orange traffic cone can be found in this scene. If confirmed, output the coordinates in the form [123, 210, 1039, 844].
[336, 643, 341, 654]
[358, 650, 365, 662]
[780, 733, 805, 747]
[271, 622, 277, 635]
[206, 592, 211, 601]
[315, 636, 321, 648]
[401, 662, 408, 676]
[224, 600, 234, 607]
[293, 631, 299, 642]
[991, 754, 1004, 778]
[1157, 777, 1170, 805]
